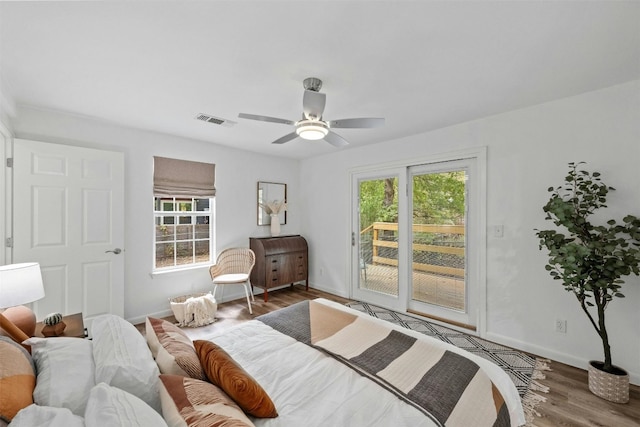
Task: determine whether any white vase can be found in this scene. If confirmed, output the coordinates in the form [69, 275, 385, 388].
[270, 214, 281, 236]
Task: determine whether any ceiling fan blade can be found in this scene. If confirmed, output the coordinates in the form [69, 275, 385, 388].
[324, 131, 349, 148]
[238, 113, 295, 126]
[328, 117, 385, 129]
[271, 132, 299, 145]
[303, 90, 326, 120]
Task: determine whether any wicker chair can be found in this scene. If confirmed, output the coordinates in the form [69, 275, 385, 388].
[209, 247, 256, 314]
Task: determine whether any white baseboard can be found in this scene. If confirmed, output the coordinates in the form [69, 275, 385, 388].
[126, 287, 260, 325]
[308, 282, 349, 298]
[127, 283, 337, 325]
[485, 332, 640, 386]
[127, 309, 173, 326]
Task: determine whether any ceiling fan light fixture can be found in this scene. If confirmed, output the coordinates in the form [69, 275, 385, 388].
[295, 120, 329, 140]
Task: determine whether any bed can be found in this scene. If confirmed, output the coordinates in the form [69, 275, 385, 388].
[1, 298, 525, 427]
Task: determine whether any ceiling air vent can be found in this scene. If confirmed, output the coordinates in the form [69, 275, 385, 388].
[195, 113, 236, 128]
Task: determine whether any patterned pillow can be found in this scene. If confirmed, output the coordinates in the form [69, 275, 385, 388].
[159, 374, 255, 427]
[146, 317, 205, 380]
[194, 340, 278, 418]
[0, 337, 35, 422]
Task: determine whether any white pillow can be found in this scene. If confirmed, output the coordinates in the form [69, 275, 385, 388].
[10, 404, 85, 427]
[84, 383, 167, 427]
[23, 337, 95, 416]
[91, 314, 161, 413]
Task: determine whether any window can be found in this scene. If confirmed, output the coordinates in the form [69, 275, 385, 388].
[153, 156, 216, 271]
[154, 197, 212, 269]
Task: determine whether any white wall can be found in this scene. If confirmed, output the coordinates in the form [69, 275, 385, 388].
[10, 107, 301, 324]
[299, 80, 640, 384]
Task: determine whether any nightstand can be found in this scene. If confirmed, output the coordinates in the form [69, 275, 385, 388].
[35, 313, 87, 338]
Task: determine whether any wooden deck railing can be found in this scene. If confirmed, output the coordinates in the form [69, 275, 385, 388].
[362, 222, 465, 278]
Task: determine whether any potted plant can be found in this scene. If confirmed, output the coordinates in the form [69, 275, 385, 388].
[535, 162, 640, 403]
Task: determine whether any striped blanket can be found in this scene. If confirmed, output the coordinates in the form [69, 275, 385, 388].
[258, 300, 511, 427]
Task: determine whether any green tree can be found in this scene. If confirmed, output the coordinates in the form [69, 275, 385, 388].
[412, 172, 465, 224]
[359, 173, 466, 232]
[359, 178, 398, 231]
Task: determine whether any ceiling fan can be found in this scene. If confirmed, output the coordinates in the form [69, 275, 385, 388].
[238, 77, 385, 147]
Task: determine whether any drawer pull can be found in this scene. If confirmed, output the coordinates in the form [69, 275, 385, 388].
[271, 259, 278, 263]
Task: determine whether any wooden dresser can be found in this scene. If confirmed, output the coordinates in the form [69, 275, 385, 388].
[250, 235, 308, 302]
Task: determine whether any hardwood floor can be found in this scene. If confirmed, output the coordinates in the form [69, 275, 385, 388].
[533, 361, 640, 427]
[137, 285, 640, 427]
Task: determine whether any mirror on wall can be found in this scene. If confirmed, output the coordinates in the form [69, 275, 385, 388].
[257, 181, 287, 226]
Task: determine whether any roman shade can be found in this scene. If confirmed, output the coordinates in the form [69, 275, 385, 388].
[153, 156, 216, 198]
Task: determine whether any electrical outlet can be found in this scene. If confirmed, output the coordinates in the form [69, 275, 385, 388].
[555, 319, 567, 333]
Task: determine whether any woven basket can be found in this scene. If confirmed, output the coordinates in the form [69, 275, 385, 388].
[588, 360, 629, 404]
[169, 292, 217, 327]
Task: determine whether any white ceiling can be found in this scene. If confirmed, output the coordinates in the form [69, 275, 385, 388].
[1, 1, 638, 159]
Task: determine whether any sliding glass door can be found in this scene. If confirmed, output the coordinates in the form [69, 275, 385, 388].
[351, 153, 482, 330]
[351, 170, 406, 311]
[408, 160, 476, 328]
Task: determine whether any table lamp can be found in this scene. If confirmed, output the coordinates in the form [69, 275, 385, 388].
[0, 262, 45, 343]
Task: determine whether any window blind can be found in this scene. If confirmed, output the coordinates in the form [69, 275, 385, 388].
[153, 156, 216, 197]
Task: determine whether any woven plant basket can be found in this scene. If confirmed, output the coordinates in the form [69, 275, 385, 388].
[169, 292, 217, 327]
[588, 361, 629, 404]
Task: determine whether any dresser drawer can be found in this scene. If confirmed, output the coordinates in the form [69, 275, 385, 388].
[266, 254, 303, 285]
[294, 253, 307, 278]
[265, 255, 283, 285]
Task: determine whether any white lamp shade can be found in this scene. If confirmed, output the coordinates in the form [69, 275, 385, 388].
[0, 262, 46, 308]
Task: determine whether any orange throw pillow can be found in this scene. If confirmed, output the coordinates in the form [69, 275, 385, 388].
[194, 340, 277, 418]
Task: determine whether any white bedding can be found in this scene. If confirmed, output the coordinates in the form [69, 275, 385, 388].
[201, 298, 525, 427]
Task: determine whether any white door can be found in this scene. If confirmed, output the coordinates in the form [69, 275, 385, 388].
[12, 139, 125, 328]
[351, 168, 408, 312]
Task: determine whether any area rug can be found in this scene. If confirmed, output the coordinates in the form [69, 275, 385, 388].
[345, 301, 550, 426]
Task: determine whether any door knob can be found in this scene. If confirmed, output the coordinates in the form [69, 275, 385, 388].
[105, 248, 122, 254]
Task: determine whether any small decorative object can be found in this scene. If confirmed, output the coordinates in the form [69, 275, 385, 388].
[41, 312, 66, 337]
[43, 312, 62, 325]
[259, 199, 287, 237]
[535, 162, 639, 403]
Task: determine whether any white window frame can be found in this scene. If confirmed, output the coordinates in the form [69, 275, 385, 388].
[153, 196, 214, 272]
